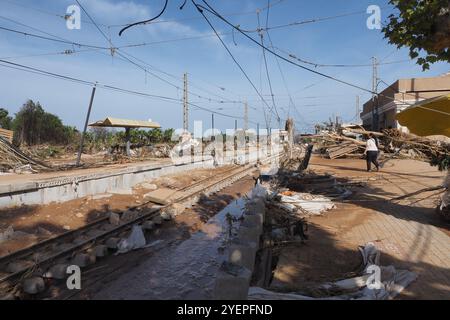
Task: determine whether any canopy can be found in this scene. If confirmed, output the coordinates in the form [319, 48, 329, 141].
[396, 94, 450, 137]
[89, 117, 161, 129]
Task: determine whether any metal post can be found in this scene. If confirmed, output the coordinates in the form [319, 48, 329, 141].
[371, 57, 378, 131]
[76, 85, 97, 166]
[183, 73, 189, 132]
[234, 119, 237, 163]
[211, 113, 215, 141]
[125, 127, 131, 157]
[257, 122, 260, 161]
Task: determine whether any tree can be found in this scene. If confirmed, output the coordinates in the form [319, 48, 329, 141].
[13, 99, 76, 145]
[0, 108, 12, 130]
[383, 0, 450, 70]
[163, 128, 175, 143]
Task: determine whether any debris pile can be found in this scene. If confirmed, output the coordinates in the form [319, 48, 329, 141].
[314, 127, 450, 168]
[0, 137, 51, 173]
[249, 243, 417, 300]
[271, 191, 335, 217]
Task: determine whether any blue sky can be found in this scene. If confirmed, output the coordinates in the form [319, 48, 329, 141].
[0, 0, 448, 133]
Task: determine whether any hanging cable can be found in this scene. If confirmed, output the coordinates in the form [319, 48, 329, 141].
[119, 0, 169, 36]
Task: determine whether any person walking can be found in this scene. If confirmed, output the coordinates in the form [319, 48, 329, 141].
[365, 133, 380, 172]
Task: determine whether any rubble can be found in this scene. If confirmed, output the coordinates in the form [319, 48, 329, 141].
[273, 192, 336, 216]
[248, 243, 417, 300]
[22, 277, 46, 295]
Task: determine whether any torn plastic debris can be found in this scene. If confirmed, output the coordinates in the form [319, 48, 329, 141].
[248, 243, 417, 300]
[116, 225, 146, 254]
[274, 192, 336, 215]
[248, 183, 268, 200]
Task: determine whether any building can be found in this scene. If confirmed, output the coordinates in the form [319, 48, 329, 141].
[360, 72, 450, 132]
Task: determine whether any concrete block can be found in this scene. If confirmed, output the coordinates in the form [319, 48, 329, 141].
[152, 215, 163, 225]
[72, 253, 96, 267]
[121, 210, 139, 222]
[237, 225, 260, 244]
[22, 277, 45, 295]
[214, 262, 252, 300]
[109, 212, 120, 226]
[143, 188, 178, 205]
[142, 220, 155, 231]
[228, 240, 258, 271]
[44, 264, 69, 280]
[160, 211, 172, 221]
[242, 214, 264, 235]
[93, 245, 108, 258]
[6, 260, 34, 273]
[139, 183, 157, 190]
[165, 203, 185, 217]
[105, 237, 121, 250]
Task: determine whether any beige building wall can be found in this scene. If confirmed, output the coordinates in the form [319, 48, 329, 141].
[361, 73, 450, 131]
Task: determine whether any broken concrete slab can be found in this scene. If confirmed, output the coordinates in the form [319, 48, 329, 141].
[142, 187, 180, 205]
[138, 183, 158, 190]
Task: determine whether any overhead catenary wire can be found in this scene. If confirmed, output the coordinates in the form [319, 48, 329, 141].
[263, 0, 297, 118]
[0, 59, 264, 122]
[257, 8, 281, 125]
[0, 13, 251, 106]
[191, 2, 282, 127]
[192, 0, 383, 95]
[191, 1, 440, 116]
[271, 45, 410, 68]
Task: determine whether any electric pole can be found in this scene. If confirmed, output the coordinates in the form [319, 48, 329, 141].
[356, 95, 360, 123]
[371, 57, 378, 131]
[244, 101, 248, 133]
[183, 73, 189, 133]
[76, 84, 97, 166]
[244, 101, 249, 158]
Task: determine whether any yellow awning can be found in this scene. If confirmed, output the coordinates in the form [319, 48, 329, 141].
[396, 94, 450, 137]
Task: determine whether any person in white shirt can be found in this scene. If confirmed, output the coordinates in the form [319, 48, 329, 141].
[364, 133, 380, 172]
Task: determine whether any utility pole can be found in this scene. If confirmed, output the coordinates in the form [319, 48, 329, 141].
[76, 84, 97, 166]
[356, 95, 360, 123]
[371, 57, 379, 131]
[244, 101, 249, 133]
[244, 101, 249, 159]
[183, 73, 189, 133]
[257, 122, 260, 162]
[211, 113, 215, 141]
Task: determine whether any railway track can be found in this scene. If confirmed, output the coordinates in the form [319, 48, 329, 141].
[0, 160, 269, 298]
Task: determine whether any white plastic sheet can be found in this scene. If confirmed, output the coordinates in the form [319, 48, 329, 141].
[276, 192, 335, 215]
[248, 183, 268, 200]
[116, 225, 147, 254]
